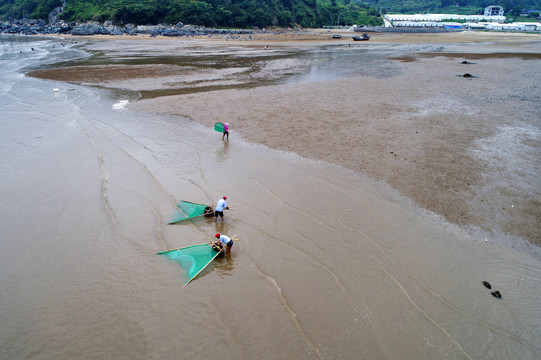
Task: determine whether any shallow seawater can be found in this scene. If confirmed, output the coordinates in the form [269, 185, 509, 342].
[26, 40, 411, 98]
[1, 36, 541, 360]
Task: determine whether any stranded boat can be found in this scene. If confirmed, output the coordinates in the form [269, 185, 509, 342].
[352, 34, 370, 41]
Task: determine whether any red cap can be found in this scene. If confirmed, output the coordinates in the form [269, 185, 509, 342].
[215, 233, 220, 238]
[223, 196, 227, 199]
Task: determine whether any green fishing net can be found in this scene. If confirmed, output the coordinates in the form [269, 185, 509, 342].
[214, 122, 225, 132]
[169, 200, 212, 224]
[158, 244, 221, 286]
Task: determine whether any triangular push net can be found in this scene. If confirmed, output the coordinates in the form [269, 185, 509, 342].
[214, 122, 225, 132]
[169, 200, 212, 224]
[157, 244, 221, 286]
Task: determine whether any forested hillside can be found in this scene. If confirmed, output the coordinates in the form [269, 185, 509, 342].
[0, 0, 384, 28]
[2, 0, 539, 28]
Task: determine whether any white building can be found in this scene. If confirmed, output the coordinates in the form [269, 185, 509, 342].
[485, 23, 520, 30]
[462, 23, 487, 29]
[484, 5, 504, 17]
[393, 21, 442, 27]
[384, 13, 506, 25]
[382, 8, 541, 31]
[486, 22, 541, 30]
[517, 22, 541, 31]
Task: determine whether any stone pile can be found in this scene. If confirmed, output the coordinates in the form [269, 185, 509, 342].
[0, 19, 254, 37]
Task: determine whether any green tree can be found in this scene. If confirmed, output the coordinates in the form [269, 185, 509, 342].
[0, 0, 386, 28]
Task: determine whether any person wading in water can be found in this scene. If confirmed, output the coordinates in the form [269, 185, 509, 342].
[214, 196, 229, 222]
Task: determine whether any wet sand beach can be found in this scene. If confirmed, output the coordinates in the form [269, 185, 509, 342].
[2, 31, 541, 359]
[31, 30, 541, 246]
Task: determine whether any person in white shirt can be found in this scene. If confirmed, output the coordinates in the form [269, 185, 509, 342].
[214, 196, 229, 222]
[213, 233, 233, 258]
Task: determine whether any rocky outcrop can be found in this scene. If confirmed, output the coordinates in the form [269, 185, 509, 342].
[48, 0, 67, 23]
[0, 19, 254, 37]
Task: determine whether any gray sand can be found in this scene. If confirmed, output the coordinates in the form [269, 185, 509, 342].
[31, 31, 541, 245]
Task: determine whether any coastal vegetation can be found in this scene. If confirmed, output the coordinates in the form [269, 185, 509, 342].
[1, 0, 539, 28]
[0, 0, 383, 28]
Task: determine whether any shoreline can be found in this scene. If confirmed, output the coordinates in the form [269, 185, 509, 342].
[27, 31, 541, 247]
[5, 32, 541, 360]
[35, 27, 541, 45]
